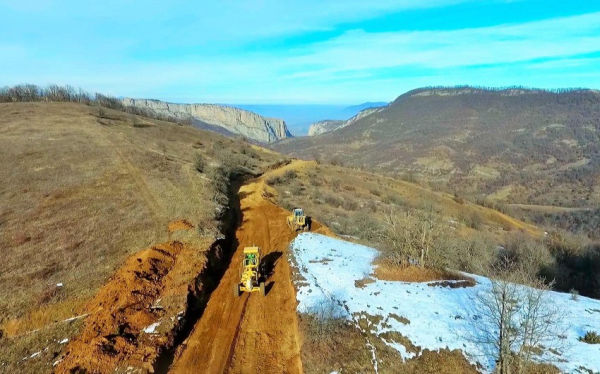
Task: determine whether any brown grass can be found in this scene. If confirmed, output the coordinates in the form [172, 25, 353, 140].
[299, 312, 479, 374]
[270, 162, 539, 244]
[0, 102, 279, 371]
[374, 263, 474, 283]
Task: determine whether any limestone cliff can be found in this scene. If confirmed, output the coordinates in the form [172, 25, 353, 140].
[122, 98, 292, 143]
[307, 106, 384, 136]
[307, 120, 344, 136]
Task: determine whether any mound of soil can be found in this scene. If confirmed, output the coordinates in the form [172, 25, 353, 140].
[55, 240, 202, 373]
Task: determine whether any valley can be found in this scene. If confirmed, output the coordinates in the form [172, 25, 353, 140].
[5, 2, 600, 373]
[2, 88, 600, 373]
[274, 87, 600, 213]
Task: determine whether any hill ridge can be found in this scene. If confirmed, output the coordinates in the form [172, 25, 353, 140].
[122, 98, 292, 143]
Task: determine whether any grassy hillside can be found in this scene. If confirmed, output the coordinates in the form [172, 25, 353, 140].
[266, 161, 540, 275]
[268, 161, 600, 299]
[273, 87, 600, 210]
[0, 102, 281, 372]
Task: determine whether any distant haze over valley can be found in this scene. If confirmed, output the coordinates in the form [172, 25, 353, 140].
[237, 102, 388, 136]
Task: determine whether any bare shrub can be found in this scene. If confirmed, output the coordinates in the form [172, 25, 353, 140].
[369, 188, 382, 197]
[308, 173, 323, 187]
[459, 210, 483, 229]
[0, 84, 189, 124]
[283, 169, 297, 181]
[194, 154, 206, 173]
[579, 331, 600, 344]
[341, 198, 358, 211]
[38, 284, 64, 305]
[498, 233, 554, 279]
[305, 297, 346, 342]
[329, 157, 344, 166]
[324, 194, 342, 208]
[466, 265, 565, 374]
[290, 184, 303, 196]
[330, 178, 342, 191]
[444, 233, 495, 274]
[206, 165, 231, 218]
[266, 175, 283, 185]
[453, 192, 465, 204]
[380, 209, 450, 268]
[383, 194, 405, 206]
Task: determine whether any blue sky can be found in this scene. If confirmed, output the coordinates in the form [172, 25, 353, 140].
[1, 0, 600, 104]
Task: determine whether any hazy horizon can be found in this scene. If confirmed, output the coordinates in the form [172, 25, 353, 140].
[2, 1, 600, 103]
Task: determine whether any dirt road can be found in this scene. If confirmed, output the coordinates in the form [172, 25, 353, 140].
[171, 161, 331, 373]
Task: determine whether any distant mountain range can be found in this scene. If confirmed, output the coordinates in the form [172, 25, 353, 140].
[273, 86, 600, 207]
[237, 102, 388, 135]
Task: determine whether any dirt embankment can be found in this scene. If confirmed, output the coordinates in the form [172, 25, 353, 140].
[170, 161, 332, 374]
[54, 160, 331, 373]
[54, 214, 238, 373]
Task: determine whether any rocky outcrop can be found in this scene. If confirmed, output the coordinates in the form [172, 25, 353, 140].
[307, 120, 344, 136]
[121, 98, 292, 143]
[307, 107, 384, 136]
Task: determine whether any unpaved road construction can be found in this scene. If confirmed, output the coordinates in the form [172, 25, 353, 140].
[171, 161, 332, 373]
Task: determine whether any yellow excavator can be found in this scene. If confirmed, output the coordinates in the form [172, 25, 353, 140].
[287, 207, 310, 231]
[233, 246, 265, 297]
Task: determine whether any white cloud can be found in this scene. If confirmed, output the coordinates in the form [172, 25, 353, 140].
[286, 11, 600, 73]
[2, 5, 599, 103]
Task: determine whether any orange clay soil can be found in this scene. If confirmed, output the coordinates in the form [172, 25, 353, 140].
[168, 219, 195, 233]
[171, 163, 333, 374]
[55, 222, 208, 373]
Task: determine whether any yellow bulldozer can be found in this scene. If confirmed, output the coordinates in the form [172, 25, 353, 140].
[287, 207, 310, 231]
[233, 246, 265, 297]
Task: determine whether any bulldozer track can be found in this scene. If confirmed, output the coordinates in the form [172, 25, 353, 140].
[170, 161, 333, 374]
[224, 296, 250, 371]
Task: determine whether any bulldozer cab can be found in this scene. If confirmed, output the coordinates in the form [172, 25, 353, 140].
[242, 247, 260, 268]
[287, 208, 309, 231]
[244, 253, 257, 267]
[234, 246, 265, 297]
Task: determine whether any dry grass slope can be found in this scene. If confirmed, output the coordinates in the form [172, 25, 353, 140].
[273, 87, 600, 209]
[0, 102, 280, 372]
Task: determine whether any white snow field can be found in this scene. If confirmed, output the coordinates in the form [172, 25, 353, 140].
[289, 233, 600, 373]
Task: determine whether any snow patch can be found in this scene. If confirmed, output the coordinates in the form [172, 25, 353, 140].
[290, 233, 600, 373]
[143, 322, 160, 334]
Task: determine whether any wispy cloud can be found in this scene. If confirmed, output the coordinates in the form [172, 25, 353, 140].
[285, 12, 600, 74]
[1, 1, 599, 103]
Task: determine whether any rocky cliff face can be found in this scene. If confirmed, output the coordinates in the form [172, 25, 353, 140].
[307, 120, 344, 136]
[307, 107, 384, 136]
[121, 98, 292, 143]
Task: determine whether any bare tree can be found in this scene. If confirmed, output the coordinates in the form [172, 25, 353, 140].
[381, 208, 445, 268]
[467, 263, 565, 374]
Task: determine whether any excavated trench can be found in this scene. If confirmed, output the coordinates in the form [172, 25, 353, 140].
[153, 175, 246, 373]
[54, 172, 250, 374]
[54, 160, 331, 373]
[169, 161, 334, 374]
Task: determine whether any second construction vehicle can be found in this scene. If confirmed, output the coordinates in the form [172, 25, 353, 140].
[233, 246, 265, 297]
[287, 207, 310, 231]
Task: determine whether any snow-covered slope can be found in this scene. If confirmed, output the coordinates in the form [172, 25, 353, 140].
[289, 233, 600, 373]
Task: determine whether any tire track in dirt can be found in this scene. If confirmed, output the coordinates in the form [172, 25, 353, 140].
[170, 161, 333, 374]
